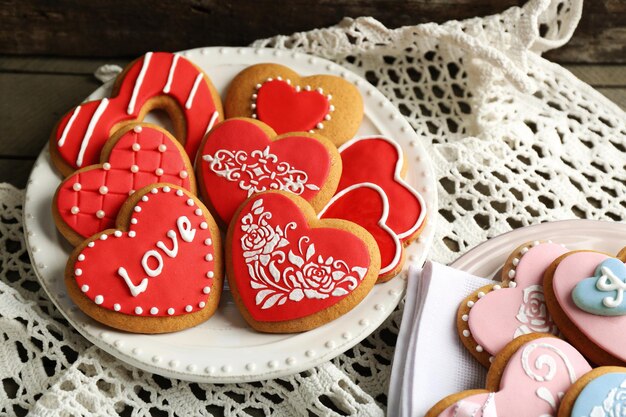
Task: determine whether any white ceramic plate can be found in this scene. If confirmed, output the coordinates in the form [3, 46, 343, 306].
[450, 219, 626, 279]
[23, 47, 437, 383]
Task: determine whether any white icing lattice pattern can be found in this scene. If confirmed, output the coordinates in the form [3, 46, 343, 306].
[4, 0, 626, 414]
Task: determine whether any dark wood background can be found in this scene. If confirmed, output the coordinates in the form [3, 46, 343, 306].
[0, 1, 624, 188]
[1, 0, 624, 63]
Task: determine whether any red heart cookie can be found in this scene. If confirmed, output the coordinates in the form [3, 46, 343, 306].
[65, 184, 222, 334]
[197, 118, 341, 226]
[53, 124, 195, 246]
[426, 334, 591, 417]
[319, 183, 404, 282]
[226, 191, 380, 333]
[50, 52, 223, 176]
[458, 241, 567, 367]
[224, 63, 363, 146]
[545, 248, 626, 366]
[338, 136, 427, 242]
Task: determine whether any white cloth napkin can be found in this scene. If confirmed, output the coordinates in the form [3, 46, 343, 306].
[388, 261, 494, 417]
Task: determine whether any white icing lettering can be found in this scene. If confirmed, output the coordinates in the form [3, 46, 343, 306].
[142, 250, 163, 277]
[156, 230, 179, 258]
[117, 267, 148, 297]
[177, 216, 196, 242]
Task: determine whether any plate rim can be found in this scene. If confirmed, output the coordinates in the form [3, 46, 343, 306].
[23, 46, 438, 383]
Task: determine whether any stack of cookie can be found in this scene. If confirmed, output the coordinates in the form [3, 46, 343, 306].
[49, 52, 427, 334]
[425, 241, 626, 417]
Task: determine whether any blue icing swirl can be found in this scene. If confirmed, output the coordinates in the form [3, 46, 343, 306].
[572, 258, 626, 316]
[571, 372, 626, 417]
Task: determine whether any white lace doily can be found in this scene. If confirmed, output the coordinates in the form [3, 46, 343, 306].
[3, 0, 625, 415]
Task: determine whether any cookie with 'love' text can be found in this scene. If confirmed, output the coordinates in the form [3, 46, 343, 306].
[224, 63, 363, 146]
[65, 184, 222, 334]
[226, 191, 380, 333]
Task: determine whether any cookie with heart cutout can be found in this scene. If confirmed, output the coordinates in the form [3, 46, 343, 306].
[457, 241, 568, 367]
[226, 191, 381, 333]
[50, 51, 223, 176]
[224, 63, 363, 146]
[318, 183, 404, 283]
[425, 333, 592, 417]
[196, 117, 341, 227]
[558, 366, 626, 417]
[544, 247, 626, 366]
[65, 183, 222, 334]
[53, 123, 196, 246]
[337, 136, 427, 244]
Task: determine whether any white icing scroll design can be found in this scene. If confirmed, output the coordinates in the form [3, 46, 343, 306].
[589, 378, 626, 417]
[240, 198, 367, 309]
[454, 393, 496, 417]
[596, 266, 626, 308]
[521, 342, 578, 414]
[513, 285, 559, 338]
[203, 146, 320, 197]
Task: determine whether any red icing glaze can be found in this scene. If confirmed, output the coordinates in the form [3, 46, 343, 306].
[319, 183, 402, 277]
[73, 186, 217, 316]
[53, 52, 221, 171]
[230, 193, 372, 322]
[256, 79, 329, 134]
[199, 119, 332, 224]
[56, 126, 193, 240]
[338, 137, 426, 240]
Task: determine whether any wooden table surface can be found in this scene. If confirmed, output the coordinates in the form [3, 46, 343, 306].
[1, 57, 624, 189]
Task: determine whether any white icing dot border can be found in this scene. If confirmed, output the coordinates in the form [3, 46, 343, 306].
[250, 76, 335, 133]
[22, 46, 437, 383]
[73, 185, 215, 317]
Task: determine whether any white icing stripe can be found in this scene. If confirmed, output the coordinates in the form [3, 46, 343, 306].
[338, 135, 427, 239]
[76, 98, 109, 167]
[58, 106, 81, 147]
[204, 110, 219, 134]
[185, 73, 203, 110]
[163, 54, 180, 93]
[127, 52, 153, 115]
[318, 182, 402, 275]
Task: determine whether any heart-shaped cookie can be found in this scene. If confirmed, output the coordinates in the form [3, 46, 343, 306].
[545, 247, 626, 365]
[50, 52, 223, 176]
[224, 63, 363, 146]
[197, 118, 341, 226]
[226, 191, 380, 333]
[53, 124, 195, 246]
[65, 184, 222, 334]
[319, 183, 404, 282]
[426, 334, 591, 417]
[338, 136, 427, 242]
[458, 241, 567, 366]
[558, 366, 626, 417]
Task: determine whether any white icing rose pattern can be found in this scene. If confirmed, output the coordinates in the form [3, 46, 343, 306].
[203, 146, 320, 197]
[591, 380, 626, 417]
[514, 285, 559, 338]
[240, 199, 366, 309]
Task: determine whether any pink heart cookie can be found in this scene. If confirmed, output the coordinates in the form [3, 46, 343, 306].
[65, 184, 222, 334]
[426, 334, 591, 417]
[54, 124, 195, 246]
[545, 248, 626, 366]
[458, 241, 567, 366]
